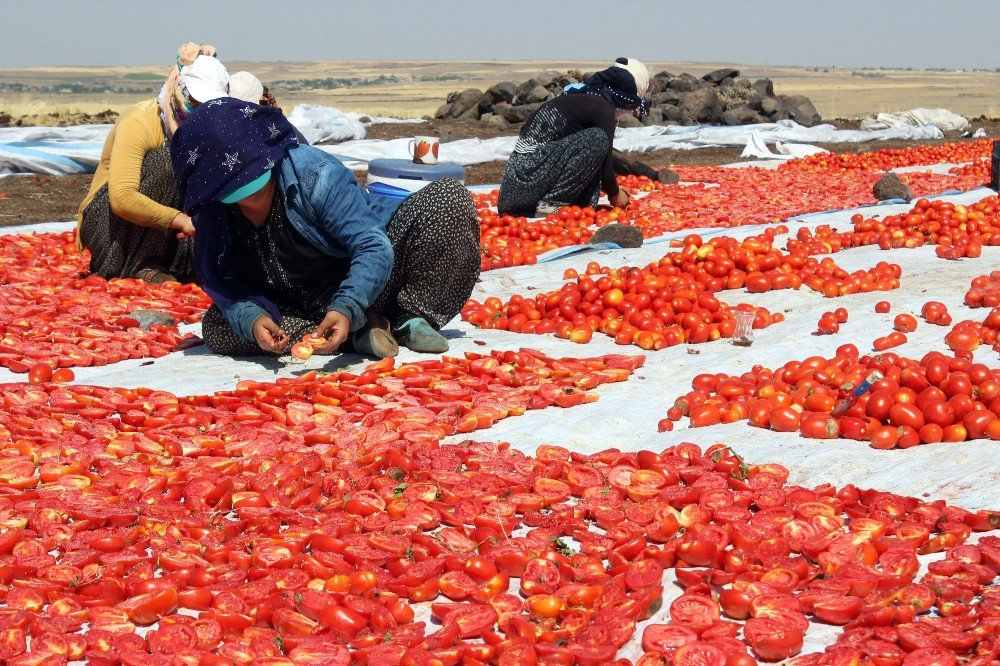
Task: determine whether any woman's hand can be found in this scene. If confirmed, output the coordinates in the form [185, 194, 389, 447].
[170, 212, 195, 238]
[610, 189, 631, 209]
[252, 316, 289, 354]
[311, 311, 351, 354]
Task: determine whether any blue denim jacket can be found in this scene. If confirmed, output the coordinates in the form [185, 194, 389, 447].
[193, 145, 402, 342]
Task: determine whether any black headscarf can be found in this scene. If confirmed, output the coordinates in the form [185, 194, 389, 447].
[565, 57, 650, 117]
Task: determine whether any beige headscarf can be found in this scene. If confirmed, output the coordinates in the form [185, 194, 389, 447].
[158, 42, 218, 137]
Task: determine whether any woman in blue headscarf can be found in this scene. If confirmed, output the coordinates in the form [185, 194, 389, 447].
[498, 57, 650, 218]
[170, 98, 479, 359]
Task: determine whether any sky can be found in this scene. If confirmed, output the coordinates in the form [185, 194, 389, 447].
[2, 0, 1000, 70]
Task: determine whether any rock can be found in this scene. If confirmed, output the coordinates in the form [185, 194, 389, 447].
[525, 85, 552, 105]
[718, 78, 735, 88]
[703, 68, 740, 84]
[484, 81, 516, 105]
[447, 88, 483, 118]
[513, 79, 539, 104]
[456, 104, 481, 121]
[734, 78, 752, 89]
[777, 95, 822, 127]
[678, 88, 722, 123]
[641, 108, 664, 126]
[647, 76, 669, 95]
[651, 90, 681, 106]
[535, 71, 562, 89]
[720, 106, 763, 126]
[873, 173, 914, 201]
[657, 169, 680, 185]
[616, 113, 642, 128]
[679, 110, 698, 126]
[752, 78, 775, 98]
[770, 108, 791, 122]
[669, 73, 700, 93]
[480, 113, 511, 131]
[590, 224, 643, 248]
[491, 102, 512, 118]
[503, 103, 540, 124]
[653, 71, 675, 81]
[760, 97, 780, 116]
[130, 309, 176, 330]
[434, 103, 451, 120]
[553, 72, 582, 89]
[661, 105, 682, 122]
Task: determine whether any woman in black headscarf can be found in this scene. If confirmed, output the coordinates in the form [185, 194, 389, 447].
[497, 57, 650, 218]
[170, 98, 479, 359]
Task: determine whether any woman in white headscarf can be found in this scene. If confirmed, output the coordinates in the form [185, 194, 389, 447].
[498, 57, 650, 218]
[77, 46, 229, 283]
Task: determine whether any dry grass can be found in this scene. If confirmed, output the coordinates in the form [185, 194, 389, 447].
[3, 60, 1000, 124]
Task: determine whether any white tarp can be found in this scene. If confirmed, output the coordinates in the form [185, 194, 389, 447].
[740, 129, 829, 160]
[860, 107, 970, 132]
[285, 103, 426, 145]
[3, 114, 950, 176]
[321, 120, 946, 170]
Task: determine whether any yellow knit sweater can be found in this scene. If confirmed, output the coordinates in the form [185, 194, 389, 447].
[76, 99, 179, 248]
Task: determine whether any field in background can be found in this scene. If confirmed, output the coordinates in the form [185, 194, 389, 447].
[2, 60, 999, 124]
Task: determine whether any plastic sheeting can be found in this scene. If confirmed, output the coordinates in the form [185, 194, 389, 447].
[285, 103, 426, 145]
[861, 107, 970, 132]
[3, 115, 950, 175]
[740, 130, 829, 160]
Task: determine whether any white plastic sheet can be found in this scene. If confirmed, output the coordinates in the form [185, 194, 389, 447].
[861, 108, 970, 132]
[3, 116, 951, 175]
[285, 104, 425, 145]
[740, 130, 828, 160]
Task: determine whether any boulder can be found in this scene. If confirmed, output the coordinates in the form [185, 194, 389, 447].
[616, 112, 643, 128]
[651, 90, 681, 106]
[483, 81, 516, 105]
[669, 73, 701, 93]
[678, 87, 722, 123]
[524, 85, 552, 105]
[777, 95, 822, 127]
[590, 224, 643, 248]
[661, 105, 682, 123]
[703, 68, 740, 84]
[647, 76, 669, 95]
[503, 103, 540, 124]
[752, 78, 775, 98]
[456, 104, 481, 121]
[513, 79, 539, 104]
[873, 173, 914, 201]
[760, 97, 780, 117]
[480, 113, 511, 131]
[720, 106, 765, 126]
[491, 102, 512, 119]
[734, 78, 752, 89]
[658, 169, 681, 185]
[434, 103, 451, 119]
[641, 108, 664, 126]
[447, 88, 483, 119]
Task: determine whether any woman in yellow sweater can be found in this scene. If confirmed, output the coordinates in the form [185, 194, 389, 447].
[77, 45, 228, 283]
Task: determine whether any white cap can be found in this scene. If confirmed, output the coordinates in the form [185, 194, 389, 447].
[228, 71, 265, 104]
[181, 55, 229, 104]
[614, 57, 650, 98]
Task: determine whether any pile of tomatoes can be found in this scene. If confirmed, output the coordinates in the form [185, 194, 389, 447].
[0, 232, 209, 373]
[477, 206, 596, 271]
[666, 346, 1000, 448]
[965, 272, 1000, 309]
[779, 140, 994, 174]
[0, 349, 653, 664]
[0, 345, 995, 665]
[462, 228, 910, 350]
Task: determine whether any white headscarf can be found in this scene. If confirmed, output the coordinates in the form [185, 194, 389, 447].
[228, 71, 265, 104]
[613, 58, 649, 98]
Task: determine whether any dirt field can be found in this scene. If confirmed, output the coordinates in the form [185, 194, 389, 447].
[3, 60, 1000, 124]
[3, 119, 999, 228]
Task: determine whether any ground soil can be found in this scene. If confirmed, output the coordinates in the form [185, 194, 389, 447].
[3, 119, 998, 228]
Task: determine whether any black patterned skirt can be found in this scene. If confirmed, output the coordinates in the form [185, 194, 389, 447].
[79, 146, 194, 283]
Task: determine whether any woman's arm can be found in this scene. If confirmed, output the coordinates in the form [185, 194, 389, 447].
[306, 161, 394, 332]
[107, 114, 183, 229]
